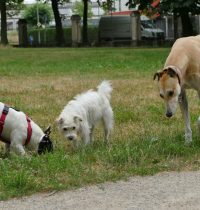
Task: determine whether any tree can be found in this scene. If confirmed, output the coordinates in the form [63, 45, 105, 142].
[126, 0, 200, 37]
[23, 3, 52, 26]
[41, 0, 67, 45]
[159, 0, 200, 37]
[72, 1, 93, 18]
[0, 0, 23, 45]
[82, 0, 88, 44]
[0, 1, 8, 45]
[50, 0, 65, 46]
[97, 0, 114, 14]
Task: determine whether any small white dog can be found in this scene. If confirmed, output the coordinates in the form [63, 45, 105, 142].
[56, 81, 114, 146]
[0, 102, 53, 156]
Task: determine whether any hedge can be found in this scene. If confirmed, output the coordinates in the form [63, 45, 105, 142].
[28, 27, 99, 46]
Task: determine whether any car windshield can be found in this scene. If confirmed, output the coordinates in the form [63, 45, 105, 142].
[141, 21, 156, 29]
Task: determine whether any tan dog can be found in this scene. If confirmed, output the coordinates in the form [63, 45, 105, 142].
[154, 35, 200, 143]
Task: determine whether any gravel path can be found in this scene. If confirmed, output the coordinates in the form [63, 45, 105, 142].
[1, 170, 200, 210]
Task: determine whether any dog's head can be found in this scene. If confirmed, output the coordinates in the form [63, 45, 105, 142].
[153, 66, 182, 118]
[56, 115, 82, 141]
[38, 126, 53, 155]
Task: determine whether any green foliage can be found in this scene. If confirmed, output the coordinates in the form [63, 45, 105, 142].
[126, 0, 200, 15]
[72, 1, 93, 17]
[0, 0, 24, 45]
[159, 0, 200, 15]
[126, 0, 200, 36]
[5, 0, 23, 6]
[97, 0, 114, 14]
[23, 3, 52, 26]
[27, 28, 71, 45]
[27, 26, 98, 45]
[3, 0, 24, 13]
[43, 0, 70, 3]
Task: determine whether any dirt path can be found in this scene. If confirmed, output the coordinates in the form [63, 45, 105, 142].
[1, 170, 200, 210]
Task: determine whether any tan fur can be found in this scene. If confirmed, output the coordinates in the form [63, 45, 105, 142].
[154, 35, 200, 143]
[159, 73, 179, 96]
[165, 35, 200, 89]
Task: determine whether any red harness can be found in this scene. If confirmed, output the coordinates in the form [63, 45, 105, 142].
[0, 105, 32, 145]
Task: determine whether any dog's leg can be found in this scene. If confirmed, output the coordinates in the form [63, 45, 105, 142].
[103, 107, 114, 143]
[10, 135, 26, 156]
[10, 142, 26, 156]
[179, 90, 192, 143]
[82, 131, 90, 145]
[9, 131, 26, 155]
[81, 123, 90, 145]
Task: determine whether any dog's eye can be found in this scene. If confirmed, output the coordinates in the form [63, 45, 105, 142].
[160, 93, 164, 99]
[72, 126, 76, 130]
[63, 127, 68, 131]
[168, 91, 174, 97]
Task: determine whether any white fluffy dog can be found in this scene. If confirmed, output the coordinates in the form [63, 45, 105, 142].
[56, 81, 114, 146]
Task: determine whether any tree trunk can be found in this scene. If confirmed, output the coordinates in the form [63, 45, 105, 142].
[179, 8, 194, 37]
[173, 11, 178, 40]
[0, 0, 8, 45]
[82, 0, 88, 45]
[51, 0, 65, 46]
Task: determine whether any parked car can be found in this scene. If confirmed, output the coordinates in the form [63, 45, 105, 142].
[140, 15, 165, 40]
[99, 15, 165, 41]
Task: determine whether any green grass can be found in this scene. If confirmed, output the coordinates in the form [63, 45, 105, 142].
[1, 47, 200, 200]
[0, 48, 167, 76]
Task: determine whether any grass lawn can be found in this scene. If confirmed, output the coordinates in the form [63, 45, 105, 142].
[1, 47, 200, 200]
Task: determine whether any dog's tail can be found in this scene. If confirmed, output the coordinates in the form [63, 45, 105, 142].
[97, 80, 112, 100]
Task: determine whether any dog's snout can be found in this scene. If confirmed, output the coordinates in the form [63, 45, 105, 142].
[166, 112, 173, 118]
[68, 136, 74, 141]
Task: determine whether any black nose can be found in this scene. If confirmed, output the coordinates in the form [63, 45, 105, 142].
[68, 136, 73, 141]
[166, 112, 173, 118]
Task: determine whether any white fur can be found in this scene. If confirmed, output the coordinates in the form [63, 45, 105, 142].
[57, 81, 114, 146]
[0, 102, 45, 155]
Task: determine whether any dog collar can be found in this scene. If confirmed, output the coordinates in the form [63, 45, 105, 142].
[24, 115, 32, 146]
[0, 104, 32, 145]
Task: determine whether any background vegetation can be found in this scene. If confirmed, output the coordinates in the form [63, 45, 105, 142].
[2, 0, 200, 45]
[72, 1, 93, 18]
[23, 3, 52, 26]
[27, 27, 99, 46]
[1, 47, 200, 200]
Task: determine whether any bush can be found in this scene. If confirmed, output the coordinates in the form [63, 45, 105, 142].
[28, 27, 99, 46]
[23, 3, 52, 26]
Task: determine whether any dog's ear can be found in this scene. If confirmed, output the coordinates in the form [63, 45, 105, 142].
[44, 125, 51, 136]
[153, 70, 163, 81]
[167, 67, 177, 77]
[167, 67, 181, 85]
[74, 116, 82, 123]
[56, 117, 64, 125]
